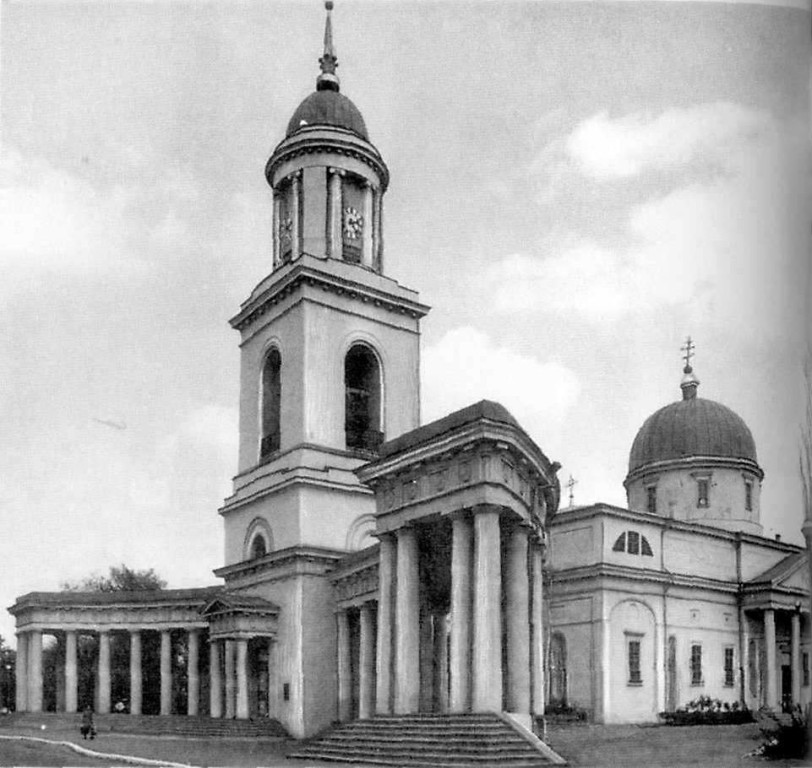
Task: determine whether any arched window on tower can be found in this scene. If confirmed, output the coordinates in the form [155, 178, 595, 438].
[344, 344, 382, 452]
[251, 535, 268, 560]
[260, 348, 281, 459]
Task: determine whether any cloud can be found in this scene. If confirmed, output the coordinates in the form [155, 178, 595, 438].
[563, 103, 773, 179]
[494, 105, 809, 337]
[421, 327, 581, 449]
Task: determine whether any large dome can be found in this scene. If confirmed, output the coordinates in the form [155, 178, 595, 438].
[628, 396, 758, 474]
[286, 90, 368, 139]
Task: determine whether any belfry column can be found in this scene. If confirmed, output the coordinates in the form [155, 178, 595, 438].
[272, 191, 281, 268]
[449, 514, 472, 712]
[359, 603, 376, 719]
[130, 631, 142, 716]
[506, 525, 531, 714]
[187, 629, 200, 716]
[97, 631, 111, 714]
[65, 630, 78, 714]
[394, 526, 420, 714]
[791, 612, 801, 705]
[337, 611, 352, 721]
[210, 640, 223, 718]
[373, 187, 383, 271]
[376, 534, 395, 714]
[224, 640, 236, 719]
[235, 639, 249, 720]
[764, 609, 778, 709]
[530, 539, 545, 716]
[291, 171, 302, 259]
[160, 630, 172, 716]
[361, 181, 373, 267]
[472, 506, 503, 712]
[15, 633, 28, 713]
[327, 168, 343, 259]
[27, 630, 42, 713]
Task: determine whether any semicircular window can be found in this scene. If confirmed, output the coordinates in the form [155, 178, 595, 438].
[612, 530, 653, 557]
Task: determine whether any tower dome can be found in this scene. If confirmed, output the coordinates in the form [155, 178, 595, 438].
[624, 340, 763, 535]
[287, 91, 368, 139]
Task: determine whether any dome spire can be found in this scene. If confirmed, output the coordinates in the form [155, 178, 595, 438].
[317, 1, 340, 92]
[680, 335, 700, 400]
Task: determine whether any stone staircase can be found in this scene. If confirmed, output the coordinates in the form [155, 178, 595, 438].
[0, 712, 288, 739]
[287, 713, 566, 766]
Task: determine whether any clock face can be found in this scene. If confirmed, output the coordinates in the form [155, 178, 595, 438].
[343, 206, 364, 240]
[280, 216, 293, 242]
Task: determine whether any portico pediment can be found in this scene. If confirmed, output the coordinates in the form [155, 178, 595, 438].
[200, 593, 279, 641]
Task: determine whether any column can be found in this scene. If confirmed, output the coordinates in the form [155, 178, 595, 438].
[15, 633, 28, 713]
[337, 611, 352, 721]
[187, 630, 200, 717]
[530, 540, 545, 716]
[372, 186, 383, 271]
[376, 534, 395, 714]
[96, 631, 111, 714]
[506, 525, 531, 714]
[433, 613, 449, 713]
[449, 515, 472, 712]
[472, 507, 503, 712]
[359, 603, 376, 719]
[327, 168, 343, 260]
[291, 171, 302, 259]
[130, 631, 142, 716]
[27, 630, 43, 713]
[272, 191, 281, 268]
[55, 637, 65, 712]
[418, 601, 434, 712]
[764, 609, 778, 709]
[395, 526, 420, 714]
[210, 640, 223, 719]
[224, 640, 236, 719]
[235, 639, 249, 720]
[160, 630, 172, 716]
[267, 639, 278, 720]
[65, 630, 78, 714]
[361, 181, 374, 267]
[791, 612, 802, 705]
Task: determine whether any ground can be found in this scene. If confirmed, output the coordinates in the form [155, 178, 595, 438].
[0, 721, 809, 767]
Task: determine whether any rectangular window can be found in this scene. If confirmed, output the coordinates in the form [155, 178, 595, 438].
[646, 486, 657, 514]
[697, 479, 709, 508]
[745, 480, 753, 511]
[627, 636, 642, 685]
[690, 644, 703, 685]
[627, 530, 640, 555]
[804, 652, 810, 687]
[724, 646, 735, 687]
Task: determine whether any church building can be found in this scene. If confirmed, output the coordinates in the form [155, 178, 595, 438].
[8, 2, 809, 750]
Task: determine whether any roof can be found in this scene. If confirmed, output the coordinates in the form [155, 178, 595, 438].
[201, 593, 279, 616]
[10, 586, 222, 612]
[628, 396, 758, 475]
[377, 400, 522, 459]
[286, 90, 368, 139]
[747, 551, 807, 586]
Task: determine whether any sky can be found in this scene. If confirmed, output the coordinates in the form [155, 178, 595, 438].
[0, 0, 809, 645]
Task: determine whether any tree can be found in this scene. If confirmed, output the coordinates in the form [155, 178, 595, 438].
[0, 635, 15, 711]
[60, 564, 166, 593]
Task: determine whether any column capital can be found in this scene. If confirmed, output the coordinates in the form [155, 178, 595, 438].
[328, 166, 346, 177]
[471, 503, 503, 517]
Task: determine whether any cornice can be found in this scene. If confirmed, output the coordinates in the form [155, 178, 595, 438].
[624, 454, 764, 487]
[213, 545, 345, 582]
[230, 261, 429, 333]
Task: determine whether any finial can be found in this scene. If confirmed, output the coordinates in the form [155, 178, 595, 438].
[317, 0, 340, 92]
[566, 475, 577, 508]
[680, 336, 700, 400]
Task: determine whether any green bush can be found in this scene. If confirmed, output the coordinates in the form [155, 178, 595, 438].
[659, 697, 753, 726]
[755, 705, 809, 760]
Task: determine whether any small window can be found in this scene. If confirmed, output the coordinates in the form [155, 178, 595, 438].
[697, 479, 709, 508]
[690, 644, 703, 686]
[646, 486, 657, 514]
[612, 533, 626, 552]
[627, 636, 642, 685]
[745, 480, 753, 512]
[251, 535, 267, 559]
[260, 348, 282, 459]
[641, 537, 653, 556]
[724, 646, 735, 687]
[804, 652, 810, 687]
[613, 530, 653, 556]
[627, 531, 640, 555]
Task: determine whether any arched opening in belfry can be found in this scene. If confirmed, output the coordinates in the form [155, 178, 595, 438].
[260, 348, 281, 459]
[251, 535, 268, 560]
[344, 344, 382, 451]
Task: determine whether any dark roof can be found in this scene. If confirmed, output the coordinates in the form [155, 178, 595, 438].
[287, 90, 368, 139]
[748, 551, 806, 585]
[629, 396, 758, 474]
[378, 400, 522, 459]
[201, 593, 279, 615]
[11, 586, 222, 610]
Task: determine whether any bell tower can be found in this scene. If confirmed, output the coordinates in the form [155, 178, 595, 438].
[220, 2, 429, 566]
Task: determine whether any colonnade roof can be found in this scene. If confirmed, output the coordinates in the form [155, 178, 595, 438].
[9, 586, 223, 614]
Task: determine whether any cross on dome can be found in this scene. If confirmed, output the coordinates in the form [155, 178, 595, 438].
[680, 336, 700, 400]
[681, 336, 695, 373]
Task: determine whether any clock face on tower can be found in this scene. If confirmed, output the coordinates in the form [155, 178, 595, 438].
[343, 206, 363, 240]
[280, 216, 293, 242]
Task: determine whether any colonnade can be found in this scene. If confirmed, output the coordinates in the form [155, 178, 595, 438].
[207, 637, 275, 721]
[760, 608, 805, 710]
[336, 505, 545, 720]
